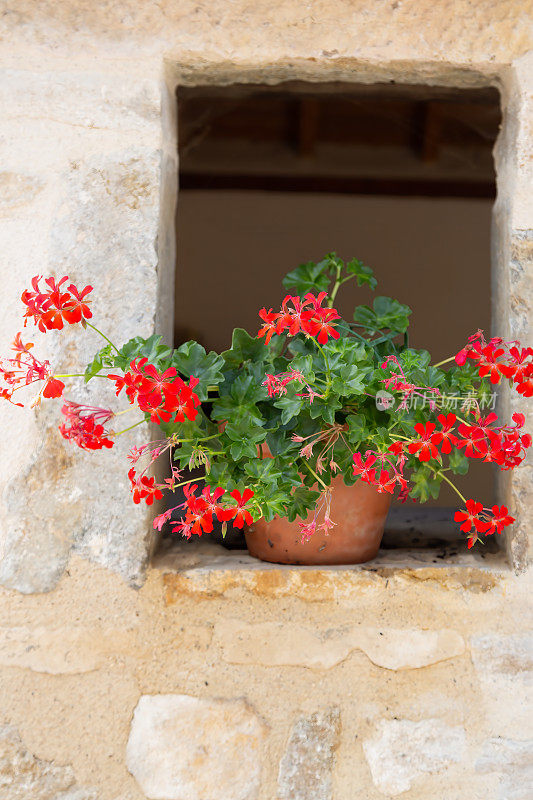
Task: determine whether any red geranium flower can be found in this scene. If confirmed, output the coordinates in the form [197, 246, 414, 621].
[225, 488, 255, 528]
[454, 499, 487, 534]
[431, 413, 458, 454]
[353, 452, 377, 483]
[21, 275, 93, 331]
[128, 467, 162, 505]
[408, 422, 439, 461]
[42, 377, 65, 398]
[258, 308, 279, 344]
[483, 505, 515, 535]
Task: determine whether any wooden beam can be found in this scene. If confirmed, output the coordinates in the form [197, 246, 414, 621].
[179, 172, 495, 198]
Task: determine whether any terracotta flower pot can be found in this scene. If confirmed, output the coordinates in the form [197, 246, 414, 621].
[244, 475, 392, 565]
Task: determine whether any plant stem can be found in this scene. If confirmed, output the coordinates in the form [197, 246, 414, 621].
[433, 356, 456, 368]
[85, 322, 120, 354]
[327, 264, 342, 308]
[178, 433, 220, 444]
[328, 271, 356, 307]
[302, 459, 328, 490]
[427, 465, 467, 504]
[314, 341, 332, 391]
[172, 475, 206, 490]
[112, 420, 144, 437]
[54, 372, 110, 379]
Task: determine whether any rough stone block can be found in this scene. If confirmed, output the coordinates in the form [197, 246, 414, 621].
[214, 619, 465, 670]
[363, 718, 466, 795]
[0, 724, 96, 800]
[470, 633, 533, 681]
[476, 737, 533, 800]
[278, 708, 341, 800]
[0, 625, 135, 674]
[126, 694, 267, 800]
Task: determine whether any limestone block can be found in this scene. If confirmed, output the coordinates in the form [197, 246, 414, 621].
[0, 145, 163, 593]
[278, 708, 341, 800]
[476, 737, 533, 800]
[470, 633, 533, 736]
[214, 619, 465, 670]
[471, 633, 533, 681]
[0, 625, 135, 674]
[0, 724, 97, 800]
[1, 0, 532, 66]
[363, 718, 466, 795]
[126, 694, 267, 800]
[0, 69, 160, 166]
[0, 171, 44, 213]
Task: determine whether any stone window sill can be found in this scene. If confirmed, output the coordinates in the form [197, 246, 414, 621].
[153, 537, 508, 602]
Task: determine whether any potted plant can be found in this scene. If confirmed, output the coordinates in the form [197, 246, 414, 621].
[1, 254, 531, 565]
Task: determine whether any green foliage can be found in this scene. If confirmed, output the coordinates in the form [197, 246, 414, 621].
[345, 257, 378, 290]
[282, 252, 377, 298]
[171, 341, 225, 400]
[82, 251, 494, 525]
[282, 259, 332, 295]
[353, 296, 412, 335]
[448, 448, 469, 476]
[409, 467, 443, 502]
[85, 334, 173, 382]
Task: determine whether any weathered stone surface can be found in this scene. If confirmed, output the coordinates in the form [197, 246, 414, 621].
[161, 544, 503, 603]
[470, 633, 533, 680]
[1, 70, 160, 137]
[214, 619, 465, 670]
[363, 718, 465, 795]
[0, 145, 162, 593]
[0, 724, 97, 800]
[278, 708, 340, 800]
[0, 171, 44, 212]
[470, 632, 533, 737]
[0, 625, 135, 674]
[476, 737, 533, 800]
[126, 694, 267, 800]
[0, 418, 78, 594]
[2, 0, 532, 66]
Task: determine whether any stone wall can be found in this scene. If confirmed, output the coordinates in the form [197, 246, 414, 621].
[0, 554, 531, 800]
[0, 2, 531, 798]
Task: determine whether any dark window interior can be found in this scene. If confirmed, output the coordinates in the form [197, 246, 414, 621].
[172, 81, 501, 552]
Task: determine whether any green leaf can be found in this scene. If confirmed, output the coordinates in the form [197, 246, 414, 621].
[211, 396, 264, 428]
[448, 449, 470, 476]
[265, 429, 297, 457]
[171, 341, 224, 400]
[354, 296, 412, 335]
[282, 260, 332, 296]
[84, 344, 114, 382]
[345, 258, 377, 290]
[331, 365, 366, 397]
[223, 328, 271, 367]
[308, 396, 342, 425]
[230, 374, 267, 405]
[224, 418, 266, 444]
[115, 334, 172, 371]
[274, 395, 304, 425]
[323, 338, 371, 370]
[286, 486, 320, 522]
[261, 492, 292, 521]
[410, 468, 442, 503]
[345, 414, 370, 444]
[229, 439, 263, 460]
